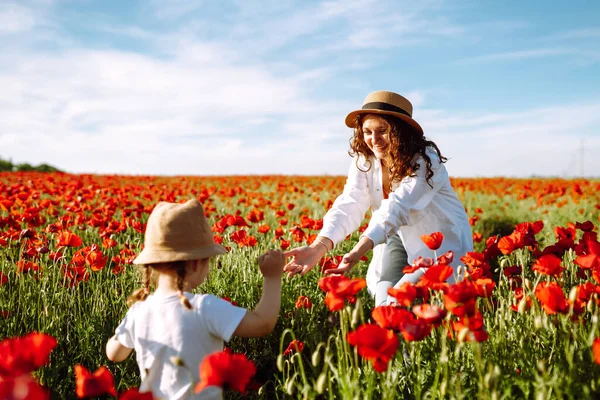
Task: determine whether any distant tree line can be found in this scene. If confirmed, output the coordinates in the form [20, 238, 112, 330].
[0, 157, 62, 172]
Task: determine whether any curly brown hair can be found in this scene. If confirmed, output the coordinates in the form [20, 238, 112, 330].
[348, 113, 447, 188]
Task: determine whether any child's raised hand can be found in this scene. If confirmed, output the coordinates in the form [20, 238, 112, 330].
[258, 250, 285, 278]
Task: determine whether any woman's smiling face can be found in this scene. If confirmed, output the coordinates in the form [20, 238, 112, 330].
[362, 115, 391, 159]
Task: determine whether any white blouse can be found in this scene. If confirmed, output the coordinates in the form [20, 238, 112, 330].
[318, 148, 473, 295]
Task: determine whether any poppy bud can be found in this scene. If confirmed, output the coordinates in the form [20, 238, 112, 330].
[587, 299, 595, 313]
[286, 377, 295, 395]
[311, 349, 321, 367]
[568, 286, 578, 304]
[534, 316, 543, 330]
[37, 246, 50, 254]
[457, 327, 470, 343]
[440, 380, 447, 397]
[276, 354, 284, 372]
[517, 298, 528, 314]
[20, 229, 34, 240]
[537, 360, 546, 373]
[351, 300, 361, 327]
[316, 372, 327, 394]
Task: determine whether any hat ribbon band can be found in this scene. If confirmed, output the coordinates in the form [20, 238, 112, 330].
[362, 102, 411, 117]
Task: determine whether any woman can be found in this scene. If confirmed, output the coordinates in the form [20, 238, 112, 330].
[284, 90, 473, 306]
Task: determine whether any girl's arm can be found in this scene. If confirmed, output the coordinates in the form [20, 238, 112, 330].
[106, 336, 133, 362]
[233, 250, 284, 337]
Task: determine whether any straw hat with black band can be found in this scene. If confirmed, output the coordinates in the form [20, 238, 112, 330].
[133, 199, 226, 265]
[344, 90, 424, 136]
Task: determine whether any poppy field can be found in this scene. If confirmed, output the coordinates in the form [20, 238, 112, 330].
[1, 172, 600, 399]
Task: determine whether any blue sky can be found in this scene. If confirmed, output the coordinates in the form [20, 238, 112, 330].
[1, 0, 599, 177]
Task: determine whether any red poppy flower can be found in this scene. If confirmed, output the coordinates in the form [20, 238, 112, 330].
[473, 278, 495, 298]
[420, 232, 444, 250]
[412, 304, 446, 326]
[534, 282, 568, 315]
[437, 251, 454, 265]
[503, 265, 522, 277]
[295, 295, 312, 309]
[102, 237, 118, 248]
[0, 332, 57, 377]
[576, 221, 595, 232]
[575, 239, 600, 270]
[387, 282, 417, 307]
[257, 225, 270, 234]
[444, 280, 478, 317]
[283, 339, 305, 356]
[531, 254, 564, 277]
[460, 252, 486, 268]
[413, 256, 435, 268]
[417, 264, 454, 291]
[290, 226, 305, 243]
[318, 276, 366, 312]
[85, 248, 108, 272]
[371, 306, 413, 332]
[402, 265, 421, 274]
[0, 374, 50, 400]
[0, 271, 7, 286]
[399, 315, 432, 342]
[497, 232, 522, 255]
[451, 320, 489, 342]
[16, 260, 40, 275]
[194, 350, 256, 394]
[74, 365, 117, 398]
[593, 337, 600, 365]
[346, 324, 399, 372]
[57, 231, 83, 247]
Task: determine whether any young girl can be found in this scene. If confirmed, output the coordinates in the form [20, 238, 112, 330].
[106, 199, 285, 399]
[284, 90, 473, 306]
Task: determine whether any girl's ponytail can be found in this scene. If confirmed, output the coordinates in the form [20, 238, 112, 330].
[175, 262, 193, 310]
[127, 265, 151, 306]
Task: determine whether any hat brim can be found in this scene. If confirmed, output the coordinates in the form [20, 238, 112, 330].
[345, 109, 424, 136]
[133, 243, 227, 265]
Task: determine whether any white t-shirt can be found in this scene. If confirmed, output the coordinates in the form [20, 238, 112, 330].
[114, 292, 247, 400]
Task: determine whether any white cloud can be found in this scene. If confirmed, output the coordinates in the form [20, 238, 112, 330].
[0, 4, 36, 33]
[421, 103, 600, 178]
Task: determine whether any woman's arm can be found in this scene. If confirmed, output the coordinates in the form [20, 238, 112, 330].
[284, 158, 371, 276]
[319, 157, 372, 245]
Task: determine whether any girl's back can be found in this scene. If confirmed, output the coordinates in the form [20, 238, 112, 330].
[115, 292, 246, 400]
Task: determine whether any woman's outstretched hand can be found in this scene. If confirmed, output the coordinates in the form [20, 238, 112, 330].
[283, 245, 325, 277]
[323, 251, 360, 275]
[323, 236, 374, 275]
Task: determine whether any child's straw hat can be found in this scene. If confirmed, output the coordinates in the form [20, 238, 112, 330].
[133, 199, 226, 265]
[344, 90, 424, 136]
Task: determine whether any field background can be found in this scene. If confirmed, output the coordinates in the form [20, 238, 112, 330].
[1, 172, 600, 399]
